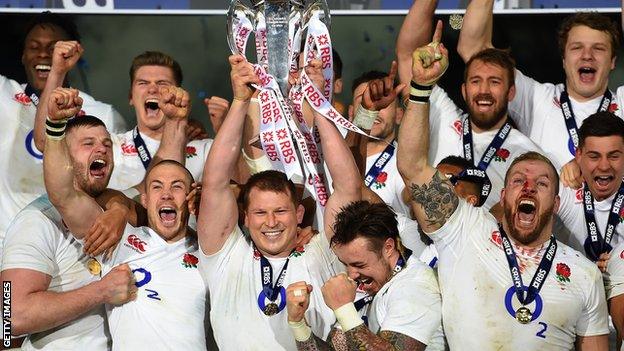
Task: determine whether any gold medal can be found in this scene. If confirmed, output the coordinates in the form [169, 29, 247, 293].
[263, 303, 279, 316]
[449, 14, 463, 30]
[515, 306, 532, 324]
[87, 258, 101, 276]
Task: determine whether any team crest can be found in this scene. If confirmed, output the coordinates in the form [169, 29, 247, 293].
[290, 246, 305, 258]
[182, 253, 199, 268]
[494, 148, 510, 162]
[13, 93, 32, 105]
[186, 146, 197, 159]
[609, 103, 619, 113]
[373, 172, 388, 189]
[555, 263, 571, 283]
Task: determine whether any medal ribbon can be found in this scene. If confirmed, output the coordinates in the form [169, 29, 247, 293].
[258, 250, 292, 302]
[582, 180, 624, 261]
[499, 225, 557, 308]
[132, 126, 152, 170]
[364, 141, 395, 188]
[449, 167, 491, 207]
[559, 88, 612, 153]
[24, 84, 40, 106]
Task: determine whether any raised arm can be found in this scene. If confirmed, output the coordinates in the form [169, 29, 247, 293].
[457, 0, 494, 62]
[304, 60, 361, 240]
[34, 41, 83, 152]
[397, 26, 458, 234]
[197, 55, 259, 255]
[43, 88, 103, 238]
[396, 0, 438, 97]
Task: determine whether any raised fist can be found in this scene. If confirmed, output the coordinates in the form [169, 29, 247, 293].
[229, 55, 259, 102]
[362, 61, 405, 111]
[52, 41, 84, 75]
[411, 20, 449, 86]
[159, 86, 191, 120]
[48, 87, 83, 121]
[98, 263, 137, 306]
[321, 273, 357, 311]
[286, 281, 313, 322]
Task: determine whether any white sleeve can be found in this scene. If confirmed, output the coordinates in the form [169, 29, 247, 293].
[426, 200, 475, 253]
[396, 213, 427, 258]
[197, 226, 247, 284]
[508, 68, 539, 135]
[107, 107, 128, 134]
[379, 267, 441, 345]
[575, 265, 610, 337]
[606, 244, 624, 300]
[1, 211, 57, 274]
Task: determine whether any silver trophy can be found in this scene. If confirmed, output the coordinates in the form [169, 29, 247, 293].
[226, 0, 330, 95]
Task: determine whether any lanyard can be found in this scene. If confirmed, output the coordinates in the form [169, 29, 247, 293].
[354, 249, 411, 312]
[559, 88, 612, 153]
[364, 140, 396, 188]
[24, 84, 40, 106]
[462, 116, 512, 171]
[259, 251, 291, 302]
[132, 126, 152, 170]
[582, 181, 624, 261]
[499, 224, 557, 308]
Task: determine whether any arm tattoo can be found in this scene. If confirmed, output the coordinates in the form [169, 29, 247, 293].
[295, 332, 335, 351]
[409, 171, 459, 230]
[343, 324, 425, 351]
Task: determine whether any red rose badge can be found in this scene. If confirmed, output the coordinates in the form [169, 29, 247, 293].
[182, 253, 199, 268]
[494, 148, 510, 162]
[555, 263, 571, 283]
[374, 171, 388, 190]
[186, 146, 197, 159]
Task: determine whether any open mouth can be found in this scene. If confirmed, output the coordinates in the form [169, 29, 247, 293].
[89, 159, 107, 179]
[594, 175, 614, 189]
[262, 229, 284, 239]
[578, 67, 596, 83]
[158, 206, 177, 226]
[474, 95, 495, 111]
[516, 199, 537, 228]
[357, 277, 374, 291]
[144, 98, 160, 118]
[35, 64, 51, 79]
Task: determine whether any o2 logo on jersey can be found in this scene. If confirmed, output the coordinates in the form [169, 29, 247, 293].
[504, 286, 548, 338]
[132, 267, 161, 301]
[567, 137, 576, 157]
[25, 130, 43, 160]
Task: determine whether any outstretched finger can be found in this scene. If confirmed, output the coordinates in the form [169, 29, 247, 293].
[388, 60, 398, 81]
[432, 19, 444, 43]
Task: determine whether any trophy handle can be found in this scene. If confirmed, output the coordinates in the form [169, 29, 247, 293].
[226, 0, 257, 55]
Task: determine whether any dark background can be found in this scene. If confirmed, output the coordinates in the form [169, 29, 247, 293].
[1, 11, 622, 133]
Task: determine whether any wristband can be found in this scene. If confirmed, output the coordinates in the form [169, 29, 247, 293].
[45, 117, 68, 140]
[334, 302, 364, 332]
[409, 81, 433, 104]
[288, 319, 312, 342]
[353, 104, 378, 130]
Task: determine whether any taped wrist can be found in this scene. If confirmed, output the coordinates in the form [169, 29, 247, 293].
[46, 117, 68, 140]
[334, 302, 364, 332]
[409, 81, 433, 104]
[288, 319, 312, 342]
[353, 104, 378, 130]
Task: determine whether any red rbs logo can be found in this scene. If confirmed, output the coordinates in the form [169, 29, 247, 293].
[126, 234, 147, 253]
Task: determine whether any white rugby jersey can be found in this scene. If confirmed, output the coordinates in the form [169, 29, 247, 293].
[430, 200, 609, 350]
[554, 185, 624, 257]
[199, 227, 341, 350]
[100, 225, 206, 351]
[509, 69, 624, 169]
[365, 141, 410, 216]
[108, 129, 213, 191]
[428, 86, 545, 210]
[0, 74, 126, 243]
[1, 195, 109, 350]
[365, 256, 443, 348]
[605, 242, 624, 300]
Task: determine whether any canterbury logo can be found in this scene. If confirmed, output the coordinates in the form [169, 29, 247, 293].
[126, 235, 147, 252]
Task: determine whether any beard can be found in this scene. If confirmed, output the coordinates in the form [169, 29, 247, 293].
[72, 161, 108, 197]
[503, 202, 554, 246]
[467, 94, 509, 131]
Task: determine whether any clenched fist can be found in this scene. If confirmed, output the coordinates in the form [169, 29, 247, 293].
[286, 281, 313, 322]
[47, 87, 83, 121]
[159, 86, 191, 120]
[321, 273, 357, 311]
[52, 41, 84, 76]
[98, 263, 137, 306]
